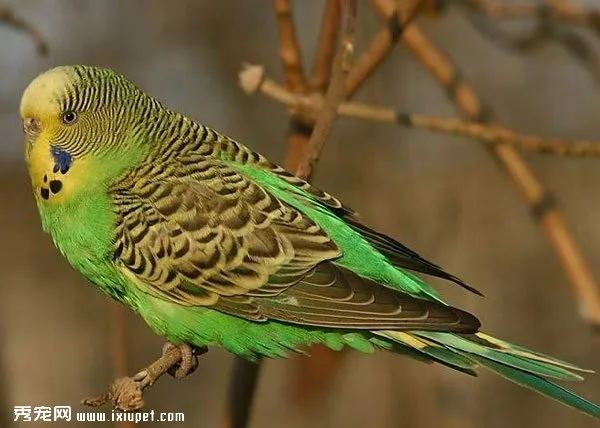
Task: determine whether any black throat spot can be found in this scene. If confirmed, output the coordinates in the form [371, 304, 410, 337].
[49, 180, 63, 194]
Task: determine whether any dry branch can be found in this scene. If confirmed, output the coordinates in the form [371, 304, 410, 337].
[309, 0, 342, 93]
[345, 0, 425, 97]
[275, 0, 314, 187]
[240, 69, 600, 157]
[295, 0, 356, 179]
[468, 0, 599, 32]
[273, 0, 307, 93]
[456, 1, 600, 85]
[0, 5, 48, 55]
[370, 0, 600, 331]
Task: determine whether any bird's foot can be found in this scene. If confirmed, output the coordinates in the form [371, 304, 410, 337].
[162, 342, 207, 380]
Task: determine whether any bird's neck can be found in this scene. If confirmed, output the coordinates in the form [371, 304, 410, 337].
[33, 142, 148, 302]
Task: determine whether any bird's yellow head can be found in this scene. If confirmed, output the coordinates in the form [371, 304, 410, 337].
[20, 65, 145, 205]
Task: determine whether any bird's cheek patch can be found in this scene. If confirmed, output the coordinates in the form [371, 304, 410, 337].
[37, 156, 91, 205]
[30, 143, 71, 203]
[28, 143, 85, 204]
[51, 146, 72, 174]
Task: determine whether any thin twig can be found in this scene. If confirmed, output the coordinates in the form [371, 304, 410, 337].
[271, 0, 363, 410]
[394, 113, 600, 157]
[468, 0, 600, 39]
[371, 0, 600, 331]
[0, 5, 48, 55]
[273, 0, 307, 93]
[274, 0, 314, 184]
[456, 1, 600, 86]
[240, 69, 600, 157]
[295, 0, 356, 179]
[345, 0, 425, 97]
[309, 0, 342, 93]
[472, 0, 590, 22]
[289, 0, 426, 404]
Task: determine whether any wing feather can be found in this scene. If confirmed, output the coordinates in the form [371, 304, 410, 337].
[111, 145, 480, 333]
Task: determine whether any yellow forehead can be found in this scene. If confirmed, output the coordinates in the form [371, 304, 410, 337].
[20, 66, 75, 120]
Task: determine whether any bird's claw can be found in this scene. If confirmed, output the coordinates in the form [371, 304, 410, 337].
[161, 342, 206, 380]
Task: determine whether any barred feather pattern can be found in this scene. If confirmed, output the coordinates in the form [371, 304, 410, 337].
[110, 112, 478, 331]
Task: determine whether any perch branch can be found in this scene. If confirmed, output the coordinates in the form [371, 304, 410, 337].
[0, 5, 47, 55]
[371, 0, 600, 331]
[83, 346, 206, 411]
[239, 69, 600, 157]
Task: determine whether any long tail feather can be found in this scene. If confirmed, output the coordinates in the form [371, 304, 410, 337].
[377, 331, 477, 375]
[417, 331, 584, 381]
[379, 330, 600, 419]
[472, 332, 593, 373]
[475, 357, 600, 419]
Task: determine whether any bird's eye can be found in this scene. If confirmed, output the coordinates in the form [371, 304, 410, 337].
[61, 111, 77, 125]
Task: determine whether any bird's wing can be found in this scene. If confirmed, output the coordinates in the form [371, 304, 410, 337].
[243, 144, 482, 296]
[110, 152, 479, 332]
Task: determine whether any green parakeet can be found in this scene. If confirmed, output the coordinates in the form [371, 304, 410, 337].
[20, 65, 600, 418]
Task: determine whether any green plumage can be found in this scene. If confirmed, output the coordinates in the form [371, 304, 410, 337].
[20, 65, 600, 419]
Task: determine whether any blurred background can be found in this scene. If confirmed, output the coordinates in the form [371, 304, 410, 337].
[2, 0, 600, 427]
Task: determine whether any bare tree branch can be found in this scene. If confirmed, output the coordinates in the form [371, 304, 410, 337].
[0, 5, 48, 55]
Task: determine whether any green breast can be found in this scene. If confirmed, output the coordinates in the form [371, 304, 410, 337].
[38, 188, 126, 301]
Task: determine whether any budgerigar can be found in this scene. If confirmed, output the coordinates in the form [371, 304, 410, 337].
[20, 65, 600, 419]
